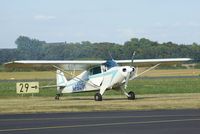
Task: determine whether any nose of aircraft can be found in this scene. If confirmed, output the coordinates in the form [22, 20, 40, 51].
[120, 66, 135, 77]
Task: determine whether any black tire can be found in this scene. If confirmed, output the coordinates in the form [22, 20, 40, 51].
[94, 93, 102, 101]
[55, 94, 60, 100]
[128, 91, 135, 100]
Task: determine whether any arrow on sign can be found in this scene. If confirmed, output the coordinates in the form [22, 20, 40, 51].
[31, 86, 38, 89]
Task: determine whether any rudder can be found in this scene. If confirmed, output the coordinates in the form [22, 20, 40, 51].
[56, 70, 67, 88]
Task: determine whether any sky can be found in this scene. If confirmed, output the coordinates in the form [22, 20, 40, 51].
[0, 0, 200, 48]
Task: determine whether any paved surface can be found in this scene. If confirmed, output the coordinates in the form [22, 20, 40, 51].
[0, 110, 200, 134]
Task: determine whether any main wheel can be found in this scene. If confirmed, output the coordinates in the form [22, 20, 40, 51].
[94, 93, 102, 101]
[128, 91, 135, 100]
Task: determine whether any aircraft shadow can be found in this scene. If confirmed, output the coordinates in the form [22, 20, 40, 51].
[67, 97, 129, 101]
[65, 97, 159, 101]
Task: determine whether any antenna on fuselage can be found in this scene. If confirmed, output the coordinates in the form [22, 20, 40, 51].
[108, 51, 113, 60]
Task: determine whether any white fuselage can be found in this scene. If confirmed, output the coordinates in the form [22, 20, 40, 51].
[61, 66, 135, 94]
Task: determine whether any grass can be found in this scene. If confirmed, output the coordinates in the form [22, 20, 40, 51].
[129, 78, 200, 94]
[0, 93, 200, 114]
[0, 71, 56, 80]
[0, 78, 200, 97]
[0, 69, 200, 80]
[139, 68, 200, 77]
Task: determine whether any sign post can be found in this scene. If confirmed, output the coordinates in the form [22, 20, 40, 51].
[16, 82, 39, 94]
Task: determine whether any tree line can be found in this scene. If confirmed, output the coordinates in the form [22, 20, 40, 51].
[0, 36, 200, 64]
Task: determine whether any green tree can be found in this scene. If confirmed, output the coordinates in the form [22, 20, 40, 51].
[15, 36, 45, 60]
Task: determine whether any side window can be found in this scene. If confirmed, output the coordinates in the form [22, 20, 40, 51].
[89, 66, 101, 75]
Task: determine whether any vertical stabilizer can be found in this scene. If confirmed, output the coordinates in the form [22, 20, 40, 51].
[55, 70, 68, 99]
[56, 70, 67, 88]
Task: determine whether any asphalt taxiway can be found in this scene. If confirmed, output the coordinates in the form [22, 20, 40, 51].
[0, 110, 200, 134]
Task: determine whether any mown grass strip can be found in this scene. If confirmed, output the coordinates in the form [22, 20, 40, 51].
[0, 78, 199, 97]
[0, 93, 200, 114]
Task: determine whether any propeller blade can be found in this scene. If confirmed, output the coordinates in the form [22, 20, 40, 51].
[131, 51, 136, 66]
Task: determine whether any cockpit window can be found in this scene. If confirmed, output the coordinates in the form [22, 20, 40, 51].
[89, 66, 101, 75]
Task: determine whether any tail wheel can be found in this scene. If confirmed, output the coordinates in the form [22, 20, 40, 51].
[94, 93, 102, 101]
[128, 91, 135, 100]
[55, 94, 60, 100]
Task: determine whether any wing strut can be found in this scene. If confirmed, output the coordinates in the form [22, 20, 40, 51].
[130, 63, 160, 80]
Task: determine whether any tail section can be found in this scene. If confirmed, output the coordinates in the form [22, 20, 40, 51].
[56, 70, 67, 89]
[55, 70, 68, 100]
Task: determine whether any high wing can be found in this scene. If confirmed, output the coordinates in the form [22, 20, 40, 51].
[4, 58, 192, 70]
[116, 58, 192, 67]
[4, 60, 106, 70]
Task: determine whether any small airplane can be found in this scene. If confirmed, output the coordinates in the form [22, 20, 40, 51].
[5, 54, 192, 101]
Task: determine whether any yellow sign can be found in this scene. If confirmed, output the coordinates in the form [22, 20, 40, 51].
[16, 82, 39, 94]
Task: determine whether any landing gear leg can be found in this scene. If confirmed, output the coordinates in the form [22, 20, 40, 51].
[94, 93, 102, 101]
[121, 87, 136, 100]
